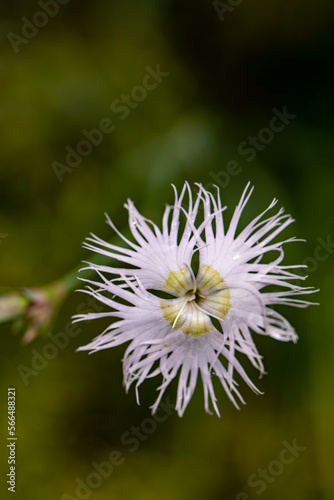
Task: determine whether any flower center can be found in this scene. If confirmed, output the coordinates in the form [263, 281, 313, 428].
[160, 264, 231, 336]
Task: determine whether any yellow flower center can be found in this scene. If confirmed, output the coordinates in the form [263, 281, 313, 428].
[161, 265, 231, 337]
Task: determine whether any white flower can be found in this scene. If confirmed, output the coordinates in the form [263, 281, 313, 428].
[74, 182, 316, 416]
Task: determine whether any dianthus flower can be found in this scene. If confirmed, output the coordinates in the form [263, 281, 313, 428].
[74, 183, 315, 416]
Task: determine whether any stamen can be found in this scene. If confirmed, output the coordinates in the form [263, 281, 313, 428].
[185, 262, 197, 294]
[172, 300, 188, 329]
[161, 264, 231, 336]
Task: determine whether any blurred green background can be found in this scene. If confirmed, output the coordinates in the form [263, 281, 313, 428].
[1, 0, 334, 499]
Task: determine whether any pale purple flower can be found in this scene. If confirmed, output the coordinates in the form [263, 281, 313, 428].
[73, 183, 315, 416]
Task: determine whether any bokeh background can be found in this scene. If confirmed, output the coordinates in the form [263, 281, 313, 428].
[1, 1, 334, 499]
